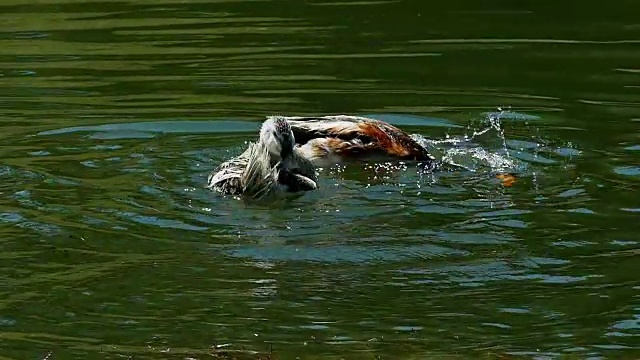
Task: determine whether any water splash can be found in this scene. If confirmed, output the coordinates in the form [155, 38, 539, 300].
[412, 109, 521, 173]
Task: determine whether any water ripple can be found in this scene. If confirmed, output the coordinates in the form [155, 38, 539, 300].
[1, 0, 638, 358]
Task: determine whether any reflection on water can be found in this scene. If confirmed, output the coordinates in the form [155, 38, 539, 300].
[1, 0, 640, 359]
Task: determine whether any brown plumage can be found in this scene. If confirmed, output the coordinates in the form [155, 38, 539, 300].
[278, 115, 434, 167]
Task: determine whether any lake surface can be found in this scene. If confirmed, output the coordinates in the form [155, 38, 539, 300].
[1, 1, 639, 359]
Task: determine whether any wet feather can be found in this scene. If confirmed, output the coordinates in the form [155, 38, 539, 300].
[207, 117, 318, 199]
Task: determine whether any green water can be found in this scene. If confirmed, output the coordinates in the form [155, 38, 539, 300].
[1, 1, 639, 359]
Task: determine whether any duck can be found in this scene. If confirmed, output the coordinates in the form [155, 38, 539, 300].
[207, 115, 434, 198]
[207, 116, 318, 199]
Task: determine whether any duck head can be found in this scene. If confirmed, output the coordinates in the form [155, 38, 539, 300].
[259, 116, 295, 161]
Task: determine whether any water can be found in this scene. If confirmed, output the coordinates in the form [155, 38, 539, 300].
[1, 1, 639, 359]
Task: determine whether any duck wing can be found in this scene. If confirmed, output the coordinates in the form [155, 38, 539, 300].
[277, 115, 433, 162]
[207, 145, 254, 194]
[281, 115, 370, 144]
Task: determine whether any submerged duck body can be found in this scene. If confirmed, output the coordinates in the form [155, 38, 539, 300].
[207, 115, 434, 198]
